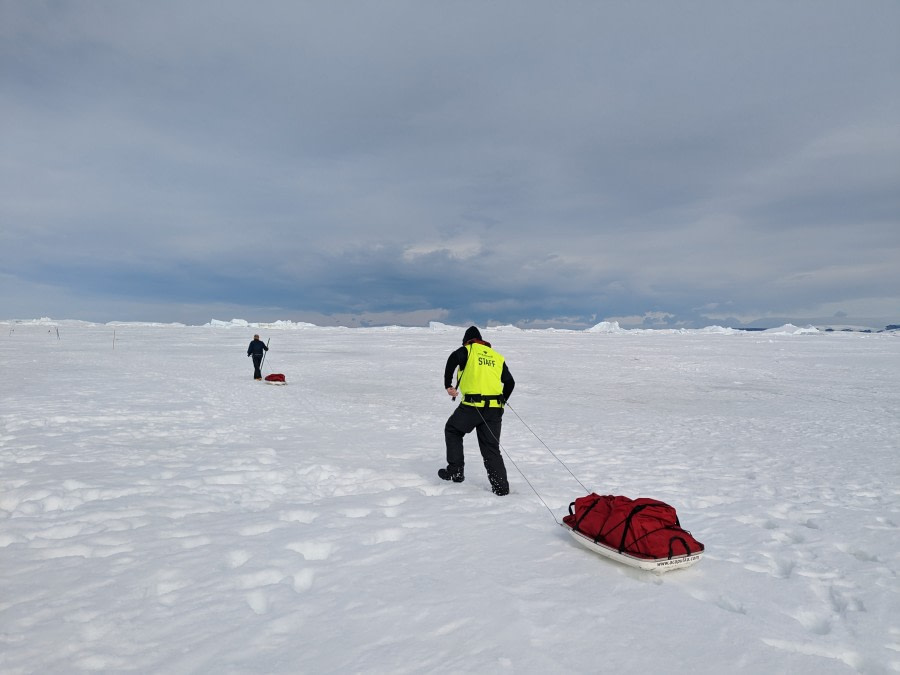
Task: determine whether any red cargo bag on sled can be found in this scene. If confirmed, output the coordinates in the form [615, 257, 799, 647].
[264, 373, 286, 384]
[562, 493, 704, 571]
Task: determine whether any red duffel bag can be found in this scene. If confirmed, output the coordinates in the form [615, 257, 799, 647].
[564, 494, 704, 560]
[600, 497, 704, 559]
[563, 493, 628, 542]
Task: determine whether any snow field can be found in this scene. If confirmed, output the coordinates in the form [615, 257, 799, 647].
[1, 322, 898, 673]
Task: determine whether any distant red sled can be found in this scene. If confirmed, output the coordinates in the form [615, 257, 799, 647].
[264, 373, 287, 385]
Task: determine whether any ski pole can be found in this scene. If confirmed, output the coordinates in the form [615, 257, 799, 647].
[260, 338, 270, 370]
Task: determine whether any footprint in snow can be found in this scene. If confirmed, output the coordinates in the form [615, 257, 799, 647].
[279, 509, 318, 524]
[362, 528, 406, 545]
[835, 543, 880, 563]
[227, 550, 252, 568]
[285, 541, 335, 561]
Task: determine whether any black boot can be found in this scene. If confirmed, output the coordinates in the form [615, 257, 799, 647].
[438, 467, 465, 483]
[487, 470, 509, 495]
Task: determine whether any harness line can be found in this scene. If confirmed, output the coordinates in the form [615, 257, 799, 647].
[470, 401, 589, 525]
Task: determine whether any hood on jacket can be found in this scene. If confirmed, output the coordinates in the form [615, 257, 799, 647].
[462, 326, 482, 345]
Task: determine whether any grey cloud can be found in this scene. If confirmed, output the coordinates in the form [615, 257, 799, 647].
[2, 1, 898, 327]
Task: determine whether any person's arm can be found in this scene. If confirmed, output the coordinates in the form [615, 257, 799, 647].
[501, 363, 515, 402]
[444, 347, 467, 397]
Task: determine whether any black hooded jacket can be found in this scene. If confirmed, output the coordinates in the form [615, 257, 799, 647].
[443, 326, 515, 401]
[247, 338, 268, 357]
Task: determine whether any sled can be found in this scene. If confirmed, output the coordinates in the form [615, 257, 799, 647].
[561, 521, 703, 572]
[561, 494, 704, 572]
[264, 373, 287, 385]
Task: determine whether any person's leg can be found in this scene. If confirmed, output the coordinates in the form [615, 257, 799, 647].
[475, 408, 509, 495]
[442, 406, 477, 479]
[252, 355, 263, 379]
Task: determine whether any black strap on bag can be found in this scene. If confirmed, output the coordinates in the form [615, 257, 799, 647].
[615, 503, 649, 552]
[632, 527, 703, 559]
[570, 496, 604, 537]
[667, 535, 690, 559]
[612, 503, 677, 556]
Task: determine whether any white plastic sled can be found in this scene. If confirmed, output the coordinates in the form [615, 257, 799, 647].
[561, 522, 703, 572]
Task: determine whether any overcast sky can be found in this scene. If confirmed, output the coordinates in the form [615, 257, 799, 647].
[2, 1, 898, 328]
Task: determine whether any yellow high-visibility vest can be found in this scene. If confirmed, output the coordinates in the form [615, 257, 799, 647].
[458, 343, 505, 408]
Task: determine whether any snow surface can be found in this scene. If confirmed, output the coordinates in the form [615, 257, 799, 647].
[2, 320, 899, 674]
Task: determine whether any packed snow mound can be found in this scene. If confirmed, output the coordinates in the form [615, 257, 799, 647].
[430, 322, 522, 333]
[816, 324, 881, 333]
[206, 318, 318, 329]
[587, 321, 625, 333]
[764, 324, 820, 335]
[696, 325, 740, 334]
[8, 317, 59, 326]
[7, 318, 97, 327]
[208, 318, 254, 328]
[265, 320, 318, 329]
[107, 321, 186, 327]
[428, 322, 463, 332]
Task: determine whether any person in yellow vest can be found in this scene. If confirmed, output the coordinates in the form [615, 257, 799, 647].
[440, 326, 515, 495]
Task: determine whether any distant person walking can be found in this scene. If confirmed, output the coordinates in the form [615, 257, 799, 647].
[247, 334, 268, 380]
[441, 326, 515, 495]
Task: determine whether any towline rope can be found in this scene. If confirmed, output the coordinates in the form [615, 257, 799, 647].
[472, 401, 590, 525]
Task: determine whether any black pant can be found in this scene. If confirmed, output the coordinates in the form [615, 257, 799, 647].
[252, 354, 263, 379]
[445, 404, 508, 492]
